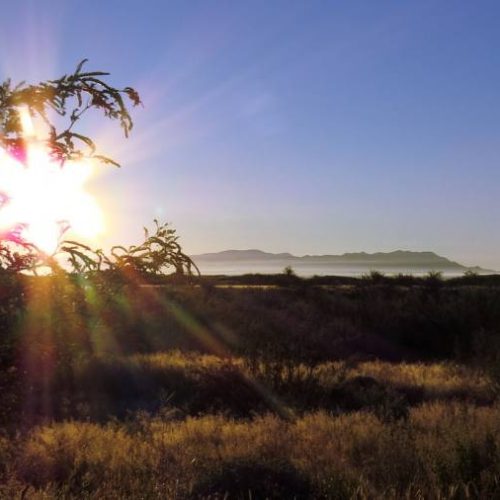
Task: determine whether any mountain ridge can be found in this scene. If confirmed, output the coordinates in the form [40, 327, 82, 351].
[191, 249, 494, 273]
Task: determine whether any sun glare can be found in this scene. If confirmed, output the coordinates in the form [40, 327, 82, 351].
[0, 107, 104, 254]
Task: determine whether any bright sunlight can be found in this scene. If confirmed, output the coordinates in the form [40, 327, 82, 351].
[0, 106, 103, 254]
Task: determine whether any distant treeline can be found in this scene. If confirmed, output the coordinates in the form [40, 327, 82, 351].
[157, 270, 500, 288]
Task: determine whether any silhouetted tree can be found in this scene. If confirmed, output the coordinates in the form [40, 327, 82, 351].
[0, 59, 140, 166]
[0, 61, 196, 276]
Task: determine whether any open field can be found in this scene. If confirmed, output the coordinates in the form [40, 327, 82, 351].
[1, 273, 500, 498]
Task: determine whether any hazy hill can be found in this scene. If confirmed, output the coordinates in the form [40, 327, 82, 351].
[191, 249, 494, 275]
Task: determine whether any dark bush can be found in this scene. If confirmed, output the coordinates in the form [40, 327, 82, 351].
[190, 458, 312, 499]
[332, 376, 409, 421]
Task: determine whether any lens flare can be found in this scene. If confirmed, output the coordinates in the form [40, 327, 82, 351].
[0, 107, 103, 254]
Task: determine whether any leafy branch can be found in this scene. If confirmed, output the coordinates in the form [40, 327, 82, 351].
[1, 221, 199, 279]
[62, 220, 199, 277]
[0, 63, 198, 279]
[0, 59, 141, 166]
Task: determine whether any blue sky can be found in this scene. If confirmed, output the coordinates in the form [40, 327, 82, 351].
[1, 1, 500, 268]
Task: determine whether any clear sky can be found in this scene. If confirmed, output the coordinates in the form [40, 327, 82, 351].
[1, 1, 499, 269]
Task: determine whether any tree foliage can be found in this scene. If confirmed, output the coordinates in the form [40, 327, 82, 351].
[0, 59, 141, 166]
[0, 61, 197, 278]
[61, 220, 199, 277]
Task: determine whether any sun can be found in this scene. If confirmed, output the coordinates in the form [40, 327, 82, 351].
[0, 107, 104, 255]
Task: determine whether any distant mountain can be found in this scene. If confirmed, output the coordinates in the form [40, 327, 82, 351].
[191, 249, 495, 274]
[192, 249, 294, 262]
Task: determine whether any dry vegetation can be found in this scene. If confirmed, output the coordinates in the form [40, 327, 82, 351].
[2, 403, 500, 498]
[1, 273, 500, 498]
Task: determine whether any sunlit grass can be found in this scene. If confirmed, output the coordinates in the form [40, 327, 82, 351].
[316, 360, 494, 402]
[2, 402, 499, 499]
[2, 277, 500, 497]
[73, 351, 494, 412]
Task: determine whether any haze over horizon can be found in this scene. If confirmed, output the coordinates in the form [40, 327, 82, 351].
[1, 1, 499, 269]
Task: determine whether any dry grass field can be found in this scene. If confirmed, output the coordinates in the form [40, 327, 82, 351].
[1, 273, 500, 498]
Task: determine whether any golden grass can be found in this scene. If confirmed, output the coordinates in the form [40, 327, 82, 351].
[130, 350, 233, 371]
[316, 360, 493, 400]
[4, 402, 499, 499]
[101, 350, 494, 403]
